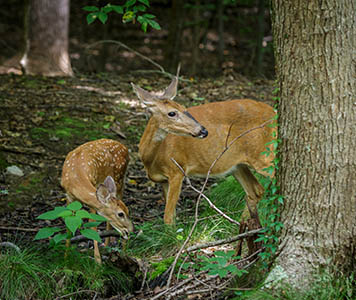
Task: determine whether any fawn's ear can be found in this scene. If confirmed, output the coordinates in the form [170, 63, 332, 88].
[103, 176, 117, 195]
[96, 183, 110, 205]
[96, 176, 117, 205]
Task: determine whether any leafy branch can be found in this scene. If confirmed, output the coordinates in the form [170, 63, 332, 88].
[83, 1, 160, 32]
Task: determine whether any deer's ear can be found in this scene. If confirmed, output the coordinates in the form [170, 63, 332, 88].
[103, 176, 117, 195]
[96, 183, 111, 205]
[159, 76, 178, 100]
[96, 176, 117, 205]
[131, 83, 157, 106]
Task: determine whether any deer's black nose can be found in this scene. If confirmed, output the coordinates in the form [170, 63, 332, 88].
[199, 127, 208, 138]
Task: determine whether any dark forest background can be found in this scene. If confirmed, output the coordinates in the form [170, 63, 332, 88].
[0, 0, 274, 78]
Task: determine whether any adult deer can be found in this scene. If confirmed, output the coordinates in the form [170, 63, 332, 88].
[132, 74, 276, 226]
[61, 139, 134, 263]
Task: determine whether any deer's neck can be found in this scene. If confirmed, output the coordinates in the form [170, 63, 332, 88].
[139, 117, 168, 167]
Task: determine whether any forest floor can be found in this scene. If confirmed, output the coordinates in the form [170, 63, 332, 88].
[0, 71, 274, 299]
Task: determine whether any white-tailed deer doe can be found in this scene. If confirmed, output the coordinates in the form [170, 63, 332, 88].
[61, 139, 134, 263]
[132, 74, 276, 225]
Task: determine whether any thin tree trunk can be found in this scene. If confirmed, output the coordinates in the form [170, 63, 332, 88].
[269, 0, 356, 288]
[255, 0, 265, 75]
[217, 0, 225, 70]
[165, 0, 184, 73]
[20, 0, 73, 76]
[191, 0, 200, 76]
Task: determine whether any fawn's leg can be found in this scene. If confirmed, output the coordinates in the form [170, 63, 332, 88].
[90, 208, 102, 264]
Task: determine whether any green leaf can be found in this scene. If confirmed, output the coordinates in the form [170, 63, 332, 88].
[142, 13, 155, 19]
[65, 216, 82, 234]
[83, 6, 99, 12]
[53, 233, 67, 244]
[138, 0, 149, 6]
[125, 0, 136, 8]
[83, 221, 102, 228]
[89, 213, 107, 221]
[147, 19, 161, 30]
[98, 11, 108, 24]
[103, 123, 111, 129]
[34, 227, 61, 240]
[76, 209, 92, 219]
[136, 5, 147, 12]
[67, 201, 82, 211]
[37, 207, 67, 220]
[87, 12, 98, 25]
[102, 5, 113, 13]
[57, 210, 73, 218]
[225, 264, 238, 274]
[123, 11, 135, 23]
[112, 5, 124, 14]
[80, 229, 102, 243]
[215, 257, 228, 266]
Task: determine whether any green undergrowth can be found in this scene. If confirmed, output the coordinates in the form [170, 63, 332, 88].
[0, 244, 133, 299]
[234, 270, 355, 300]
[127, 176, 246, 258]
[30, 114, 115, 142]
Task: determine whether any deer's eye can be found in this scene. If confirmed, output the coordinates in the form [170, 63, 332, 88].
[117, 212, 125, 218]
[168, 111, 176, 117]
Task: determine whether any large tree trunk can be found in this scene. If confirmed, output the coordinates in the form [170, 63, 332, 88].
[20, 0, 73, 76]
[269, 0, 356, 288]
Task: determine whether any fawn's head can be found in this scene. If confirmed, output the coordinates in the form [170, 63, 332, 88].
[96, 176, 133, 238]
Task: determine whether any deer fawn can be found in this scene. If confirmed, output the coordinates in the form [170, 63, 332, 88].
[132, 74, 276, 225]
[61, 139, 134, 263]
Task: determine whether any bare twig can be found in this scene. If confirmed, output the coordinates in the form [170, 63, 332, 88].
[86, 40, 165, 73]
[166, 178, 203, 288]
[185, 228, 263, 252]
[165, 120, 273, 289]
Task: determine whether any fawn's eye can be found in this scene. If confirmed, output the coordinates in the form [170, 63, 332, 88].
[118, 212, 125, 218]
[168, 111, 176, 117]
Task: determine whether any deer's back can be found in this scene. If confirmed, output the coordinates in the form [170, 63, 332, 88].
[144, 99, 276, 179]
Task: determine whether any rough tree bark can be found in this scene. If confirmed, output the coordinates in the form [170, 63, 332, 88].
[269, 0, 356, 288]
[20, 0, 73, 76]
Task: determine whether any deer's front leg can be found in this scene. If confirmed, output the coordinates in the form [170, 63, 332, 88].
[163, 174, 184, 225]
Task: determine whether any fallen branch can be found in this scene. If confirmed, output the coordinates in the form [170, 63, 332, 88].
[185, 228, 263, 252]
[70, 230, 121, 243]
[0, 226, 38, 232]
[0, 242, 21, 253]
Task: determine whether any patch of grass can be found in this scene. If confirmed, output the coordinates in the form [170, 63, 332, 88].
[126, 124, 143, 143]
[127, 220, 185, 257]
[0, 247, 54, 299]
[234, 270, 355, 300]
[0, 244, 134, 299]
[127, 177, 246, 258]
[15, 172, 46, 194]
[30, 115, 115, 142]
[195, 176, 246, 240]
